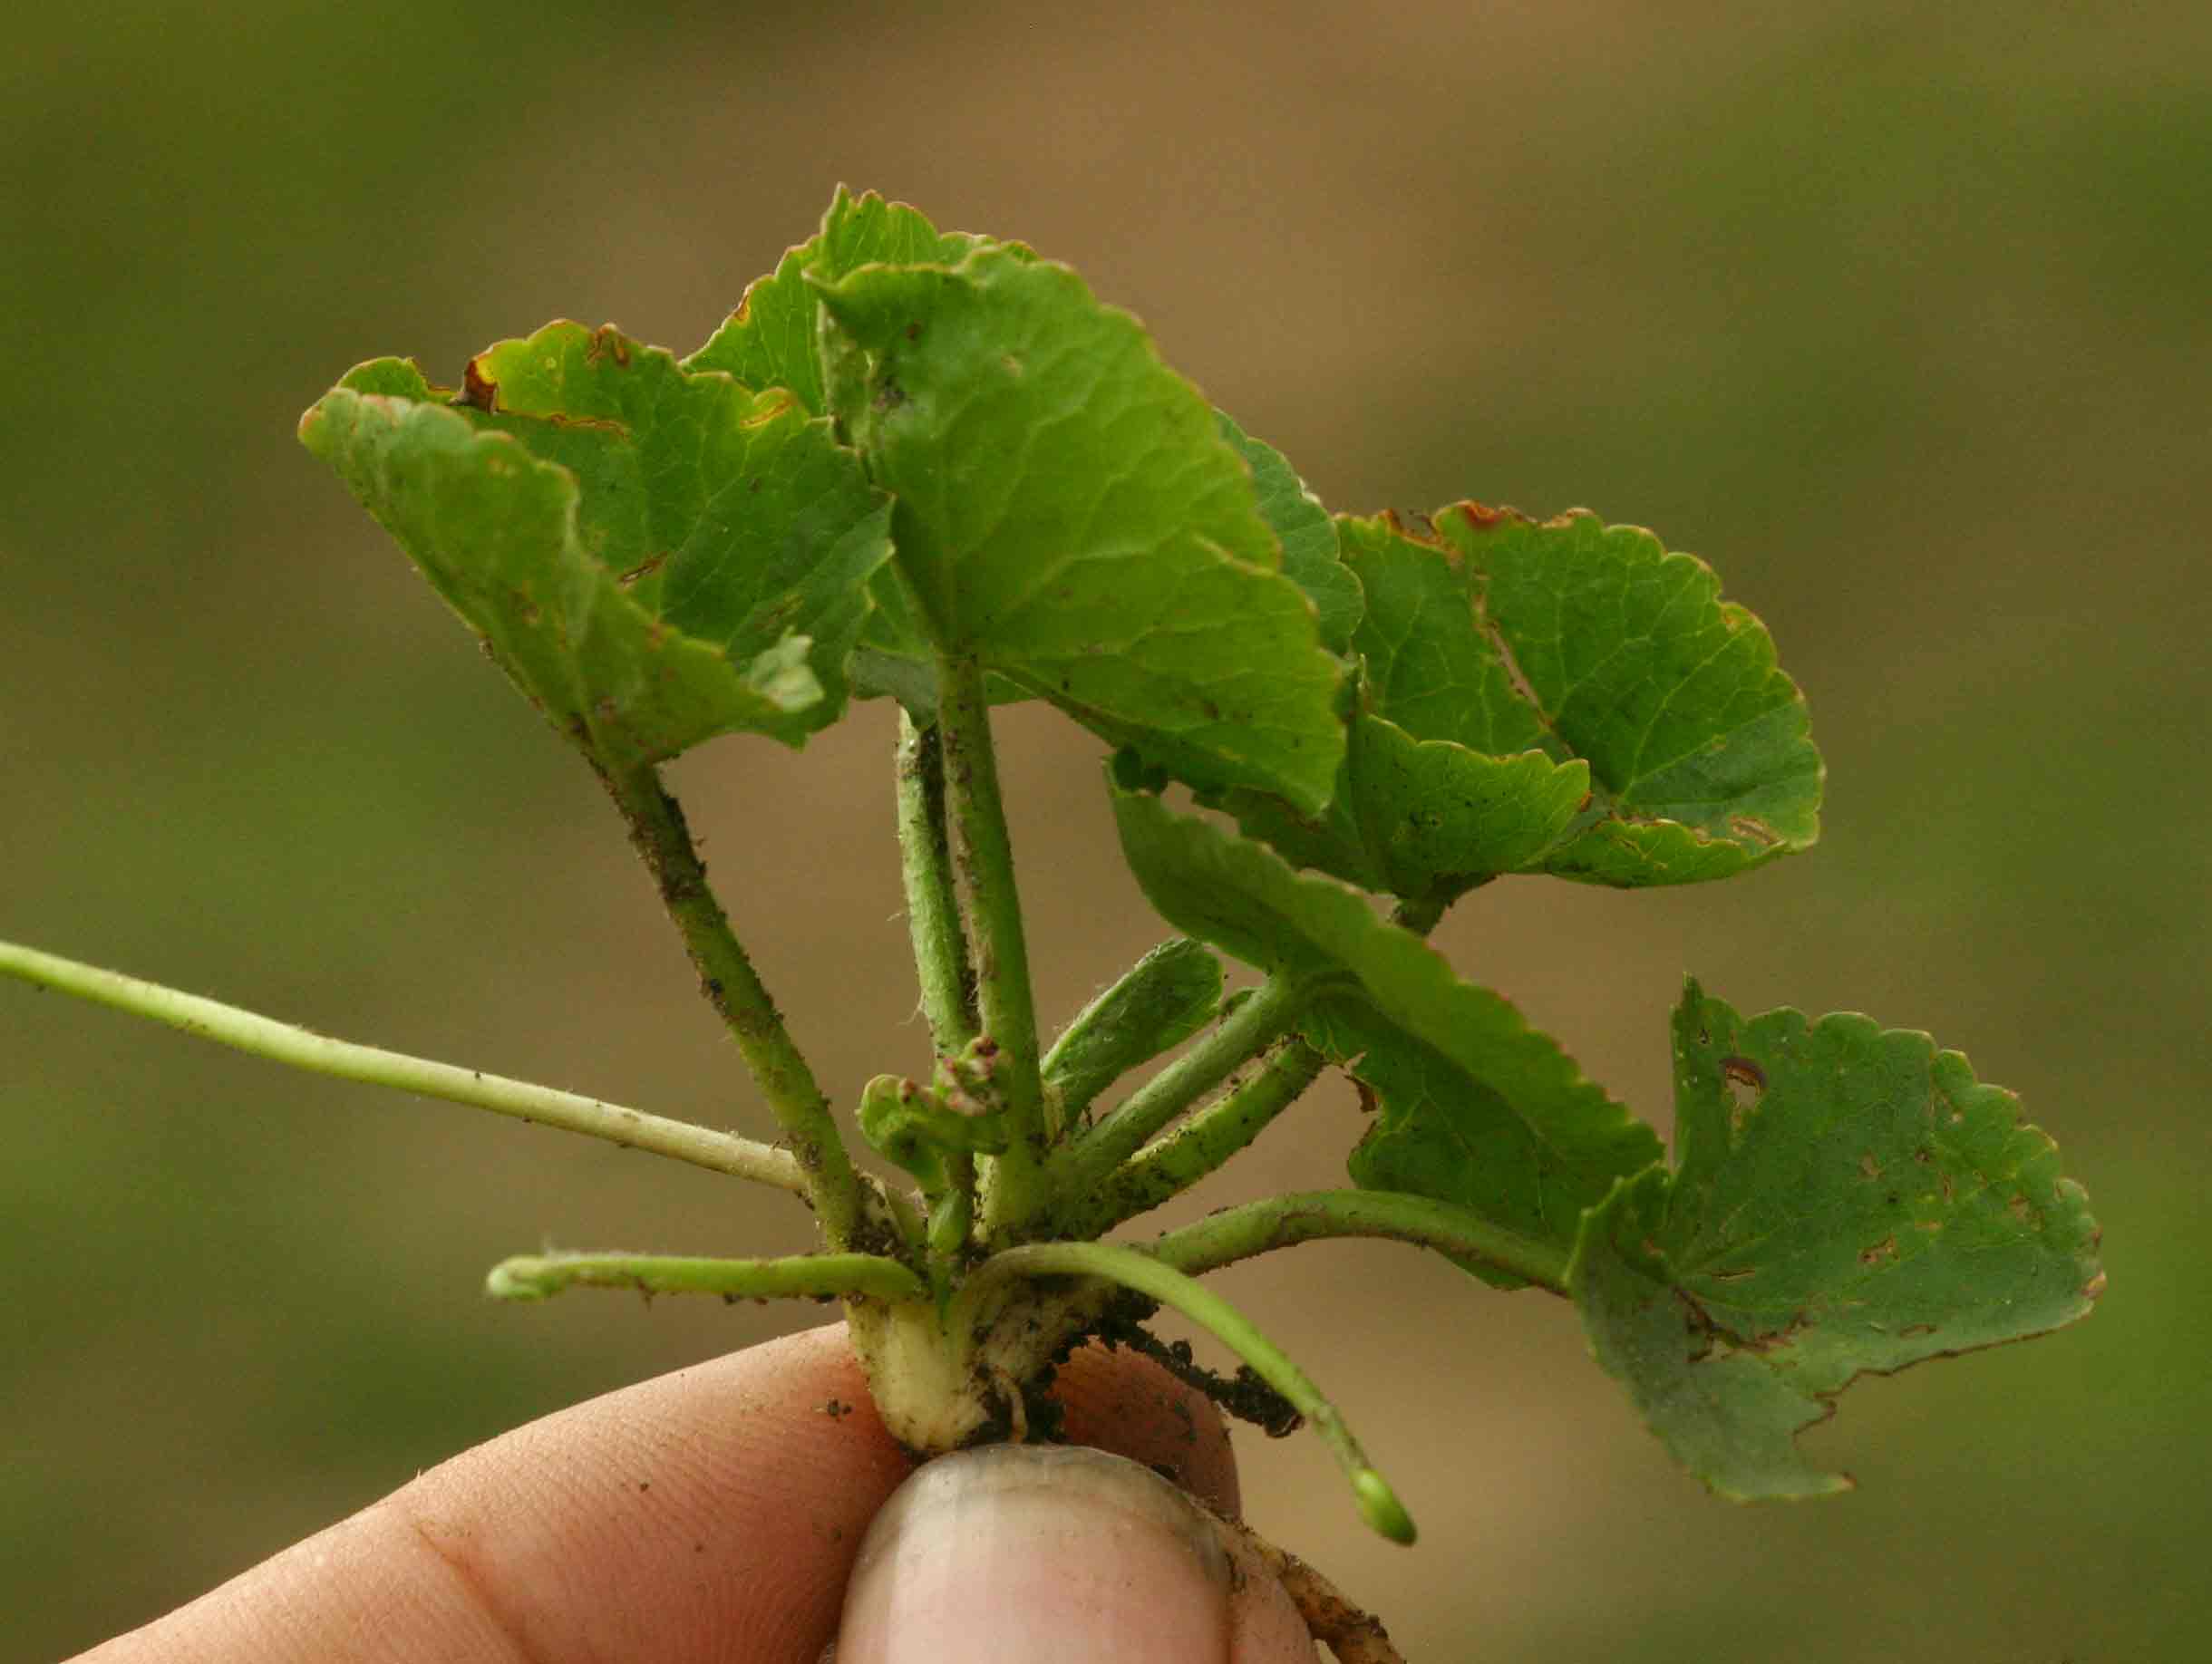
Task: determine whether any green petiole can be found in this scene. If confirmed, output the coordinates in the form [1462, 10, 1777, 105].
[960, 1239, 1417, 1543]
[486, 1249, 927, 1304]
[0, 939, 809, 1196]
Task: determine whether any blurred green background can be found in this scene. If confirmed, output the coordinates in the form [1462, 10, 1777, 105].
[5, 2, 2206, 1657]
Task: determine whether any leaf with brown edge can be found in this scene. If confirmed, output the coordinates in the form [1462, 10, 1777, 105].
[1213, 504, 1820, 897]
[300, 324, 893, 767]
[1570, 981, 2103, 1499]
[1435, 503, 1822, 885]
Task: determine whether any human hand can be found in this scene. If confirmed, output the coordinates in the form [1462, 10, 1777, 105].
[73, 1322, 1318, 1661]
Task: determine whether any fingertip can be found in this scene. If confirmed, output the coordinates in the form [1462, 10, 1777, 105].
[836, 1446, 1309, 1663]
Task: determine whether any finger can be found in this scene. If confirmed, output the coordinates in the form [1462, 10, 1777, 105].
[76, 1322, 1240, 1664]
[835, 1445, 1312, 1663]
[1048, 1335, 1240, 1514]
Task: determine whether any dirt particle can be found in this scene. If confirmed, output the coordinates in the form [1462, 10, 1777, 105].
[822, 1398, 852, 1419]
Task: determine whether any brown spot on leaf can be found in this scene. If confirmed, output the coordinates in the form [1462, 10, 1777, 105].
[1899, 1323, 1938, 1339]
[1858, 1154, 1884, 1181]
[1738, 1311, 1812, 1353]
[460, 356, 498, 411]
[1382, 507, 1443, 545]
[1858, 1237, 1899, 1268]
[1455, 499, 1515, 532]
[616, 554, 667, 589]
[741, 390, 798, 429]
[2082, 1271, 2108, 1301]
[1721, 1055, 1764, 1132]
[585, 325, 633, 368]
[1720, 1057, 1765, 1091]
[1729, 816, 1782, 847]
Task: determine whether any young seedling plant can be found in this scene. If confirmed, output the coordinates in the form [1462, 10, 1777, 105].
[4, 189, 2104, 1659]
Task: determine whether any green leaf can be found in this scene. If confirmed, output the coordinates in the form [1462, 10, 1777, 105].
[816, 248, 1347, 811]
[299, 324, 893, 765]
[1432, 504, 1822, 885]
[1215, 504, 1823, 895]
[1209, 510, 1597, 897]
[1571, 982, 2103, 1499]
[685, 187, 992, 416]
[1215, 411, 1363, 654]
[1043, 938, 1225, 1119]
[1111, 784, 1661, 1279]
[1214, 704, 1593, 900]
[1220, 510, 1601, 898]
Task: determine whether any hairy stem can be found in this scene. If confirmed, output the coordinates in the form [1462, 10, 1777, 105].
[1150, 1188, 1571, 1294]
[1078, 895, 1455, 1234]
[1059, 970, 1315, 1204]
[1082, 1038, 1332, 1233]
[0, 939, 810, 1195]
[960, 1241, 1416, 1543]
[486, 1249, 926, 1304]
[895, 711, 979, 1055]
[934, 654, 1049, 1234]
[596, 762, 866, 1247]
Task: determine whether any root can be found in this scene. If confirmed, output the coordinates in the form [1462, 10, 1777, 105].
[1205, 1506, 1406, 1663]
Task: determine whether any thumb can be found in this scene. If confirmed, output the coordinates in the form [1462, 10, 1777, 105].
[835, 1444, 1315, 1663]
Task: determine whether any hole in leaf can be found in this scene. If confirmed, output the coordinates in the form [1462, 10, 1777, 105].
[1721, 1055, 1764, 1130]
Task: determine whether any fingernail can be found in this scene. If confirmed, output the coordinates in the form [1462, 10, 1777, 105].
[835, 1444, 1232, 1663]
